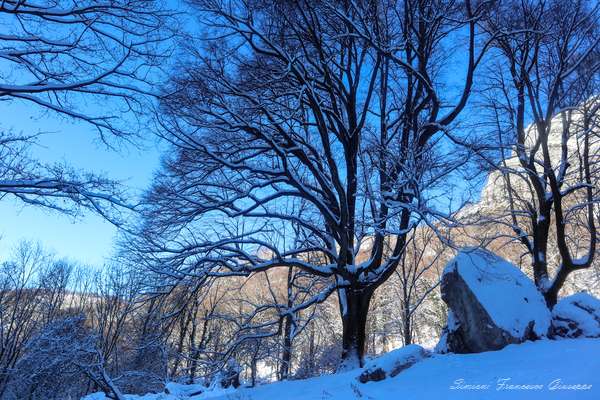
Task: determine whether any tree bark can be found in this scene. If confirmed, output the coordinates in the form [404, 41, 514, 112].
[339, 288, 374, 370]
[279, 313, 293, 380]
[544, 289, 559, 309]
[402, 304, 412, 346]
[543, 267, 571, 309]
[279, 266, 294, 380]
[307, 327, 315, 376]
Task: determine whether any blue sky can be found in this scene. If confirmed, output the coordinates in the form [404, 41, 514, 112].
[0, 0, 188, 266]
[0, 11, 488, 267]
[0, 99, 162, 266]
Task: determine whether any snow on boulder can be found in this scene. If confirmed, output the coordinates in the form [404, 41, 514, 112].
[358, 344, 429, 383]
[436, 248, 551, 354]
[552, 292, 600, 338]
[164, 382, 205, 396]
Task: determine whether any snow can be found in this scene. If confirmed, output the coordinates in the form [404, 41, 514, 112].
[435, 331, 450, 353]
[361, 344, 428, 378]
[338, 346, 361, 372]
[445, 248, 551, 338]
[434, 311, 458, 353]
[446, 310, 459, 330]
[164, 383, 208, 396]
[82, 339, 600, 399]
[572, 256, 591, 267]
[552, 292, 600, 338]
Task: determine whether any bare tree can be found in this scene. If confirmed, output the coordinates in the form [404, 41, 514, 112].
[138, 0, 489, 368]
[0, 0, 174, 220]
[0, 242, 50, 396]
[6, 315, 126, 400]
[393, 226, 446, 346]
[481, 0, 600, 307]
[0, 241, 101, 398]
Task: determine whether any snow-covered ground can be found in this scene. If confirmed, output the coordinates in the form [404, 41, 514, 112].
[84, 338, 600, 400]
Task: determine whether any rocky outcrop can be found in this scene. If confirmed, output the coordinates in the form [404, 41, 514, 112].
[461, 99, 600, 220]
[436, 248, 551, 354]
[552, 292, 600, 338]
[358, 345, 429, 383]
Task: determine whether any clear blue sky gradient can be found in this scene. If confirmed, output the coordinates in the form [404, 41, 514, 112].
[0, 99, 162, 266]
[0, 0, 188, 266]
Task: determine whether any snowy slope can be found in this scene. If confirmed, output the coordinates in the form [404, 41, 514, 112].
[84, 339, 600, 400]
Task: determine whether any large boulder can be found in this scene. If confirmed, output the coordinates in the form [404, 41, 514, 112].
[436, 248, 551, 354]
[552, 292, 600, 338]
[358, 345, 429, 383]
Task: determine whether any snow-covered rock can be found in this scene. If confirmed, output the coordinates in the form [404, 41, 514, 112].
[358, 344, 429, 383]
[164, 382, 205, 396]
[552, 292, 600, 338]
[437, 248, 551, 353]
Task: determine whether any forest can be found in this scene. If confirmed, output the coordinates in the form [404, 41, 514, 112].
[0, 0, 599, 399]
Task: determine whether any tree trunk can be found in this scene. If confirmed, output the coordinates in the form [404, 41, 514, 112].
[307, 327, 315, 376]
[171, 315, 189, 377]
[279, 313, 293, 380]
[401, 282, 413, 346]
[250, 344, 260, 387]
[189, 310, 208, 384]
[544, 290, 558, 309]
[279, 266, 294, 380]
[339, 288, 374, 370]
[532, 251, 560, 309]
[543, 269, 569, 309]
[187, 317, 198, 384]
[402, 304, 412, 346]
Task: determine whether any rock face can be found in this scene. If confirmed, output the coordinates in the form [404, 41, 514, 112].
[358, 344, 428, 383]
[436, 248, 551, 354]
[552, 292, 600, 338]
[460, 99, 600, 220]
